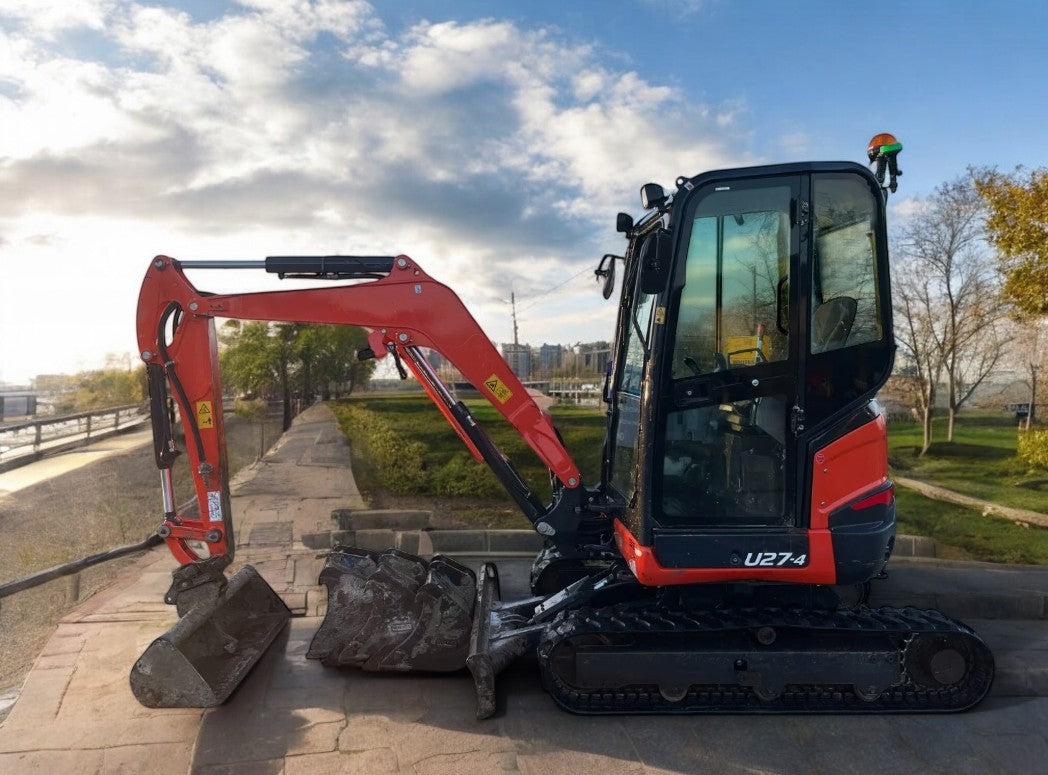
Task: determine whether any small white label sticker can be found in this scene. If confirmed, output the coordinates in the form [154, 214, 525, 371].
[207, 491, 223, 522]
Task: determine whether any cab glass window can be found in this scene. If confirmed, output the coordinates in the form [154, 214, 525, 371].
[610, 285, 654, 498]
[672, 185, 792, 378]
[810, 175, 882, 353]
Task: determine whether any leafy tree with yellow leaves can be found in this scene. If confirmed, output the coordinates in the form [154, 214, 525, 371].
[974, 168, 1048, 316]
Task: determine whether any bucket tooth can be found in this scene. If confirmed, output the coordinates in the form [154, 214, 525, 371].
[130, 565, 290, 708]
[307, 548, 476, 672]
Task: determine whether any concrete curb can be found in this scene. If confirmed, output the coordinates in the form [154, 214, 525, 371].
[303, 508, 1048, 621]
[303, 508, 546, 556]
[891, 534, 937, 558]
[301, 526, 543, 557]
[306, 530, 937, 559]
[309, 509, 940, 560]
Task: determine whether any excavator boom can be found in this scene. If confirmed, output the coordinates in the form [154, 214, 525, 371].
[135, 254, 583, 565]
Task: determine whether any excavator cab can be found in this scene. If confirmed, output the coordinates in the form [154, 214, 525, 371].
[606, 163, 897, 588]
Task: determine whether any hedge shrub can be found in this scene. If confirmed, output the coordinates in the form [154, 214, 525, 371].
[333, 403, 429, 492]
[1018, 429, 1048, 471]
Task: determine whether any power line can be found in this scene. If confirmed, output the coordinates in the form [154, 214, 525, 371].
[515, 265, 593, 313]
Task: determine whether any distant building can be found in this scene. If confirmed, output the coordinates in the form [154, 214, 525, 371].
[501, 343, 532, 378]
[0, 393, 38, 420]
[493, 341, 612, 380]
[537, 344, 563, 376]
[578, 342, 611, 375]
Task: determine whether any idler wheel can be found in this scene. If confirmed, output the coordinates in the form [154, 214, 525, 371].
[906, 634, 971, 688]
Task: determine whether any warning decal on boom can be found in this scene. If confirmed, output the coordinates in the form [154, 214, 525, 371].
[484, 374, 513, 404]
[196, 401, 214, 428]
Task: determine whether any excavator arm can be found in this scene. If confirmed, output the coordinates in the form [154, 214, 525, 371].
[136, 254, 583, 567]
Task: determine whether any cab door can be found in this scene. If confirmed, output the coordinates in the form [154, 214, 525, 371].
[657, 175, 803, 533]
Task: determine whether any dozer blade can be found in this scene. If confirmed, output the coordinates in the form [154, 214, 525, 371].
[130, 565, 291, 708]
[466, 562, 546, 719]
[307, 547, 476, 672]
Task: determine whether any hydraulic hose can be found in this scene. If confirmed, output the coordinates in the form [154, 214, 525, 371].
[156, 302, 209, 471]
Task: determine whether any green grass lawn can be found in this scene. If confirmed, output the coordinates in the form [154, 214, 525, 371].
[895, 488, 1048, 564]
[887, 413, 1048, 514]
[888, 412, 1048, 563]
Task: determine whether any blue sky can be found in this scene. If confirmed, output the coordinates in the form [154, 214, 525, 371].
[1, 0, 1047, 383]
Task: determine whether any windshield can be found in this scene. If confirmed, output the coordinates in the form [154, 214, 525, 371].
[672, 185, 792, 378]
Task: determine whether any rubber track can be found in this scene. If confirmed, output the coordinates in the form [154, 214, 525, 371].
[537, 602, 995, 714]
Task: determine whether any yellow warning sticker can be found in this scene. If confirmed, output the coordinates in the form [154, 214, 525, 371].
[725, 335, 764, 366]
[196, 400, 214, 429]
[484, 374, 513, 404]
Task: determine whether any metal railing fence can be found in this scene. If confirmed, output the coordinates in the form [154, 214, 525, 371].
[0, 403, 148, 472]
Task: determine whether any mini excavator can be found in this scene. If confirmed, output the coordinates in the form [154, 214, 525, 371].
[130, 135, 994, 716]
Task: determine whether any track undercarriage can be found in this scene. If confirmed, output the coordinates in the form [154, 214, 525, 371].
[306, 547, 995, 718]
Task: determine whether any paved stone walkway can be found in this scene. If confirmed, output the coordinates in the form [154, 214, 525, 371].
[0, 428, 153, 497]
[2, 403, 1048, 774]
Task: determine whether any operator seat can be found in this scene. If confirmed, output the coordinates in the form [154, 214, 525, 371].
[811, 296, 857, 353]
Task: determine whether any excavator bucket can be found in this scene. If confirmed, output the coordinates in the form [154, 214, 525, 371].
[308, 547, 545, 719]
[307, 547, 476, 671]
[130, 565, 291, 708]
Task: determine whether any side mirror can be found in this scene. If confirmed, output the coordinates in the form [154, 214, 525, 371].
[640, 183, 667, 210]
[595, 254, 620, 300]
[616, 212, 633, 234]
[639, 229, 672, 294]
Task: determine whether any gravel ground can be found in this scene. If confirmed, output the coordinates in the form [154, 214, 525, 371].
[0, 411, 284, 694]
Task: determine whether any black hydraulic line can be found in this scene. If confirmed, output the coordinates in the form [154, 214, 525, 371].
[401, 346, 544, 521]
[156, 302, 208, 470]
[147, 363, 180, 470]
[446, 400, 544, 521]
[0, 535, 164, 601]
[264, 255, 396, 278]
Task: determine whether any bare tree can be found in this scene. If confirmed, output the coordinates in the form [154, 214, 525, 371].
[894, 271, 945, 454]
[1013, 318, 1047, 428]
[940, 248, 1008, 438]
[894, 178, 1008, 452]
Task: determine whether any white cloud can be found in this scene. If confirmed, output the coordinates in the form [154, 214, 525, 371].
[888, 196, 930, 222]
[0, 0, 114, 38]
[0, 1, 754, 383]
[572, 70, 606, 102]
[395, 20, 526, 95]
